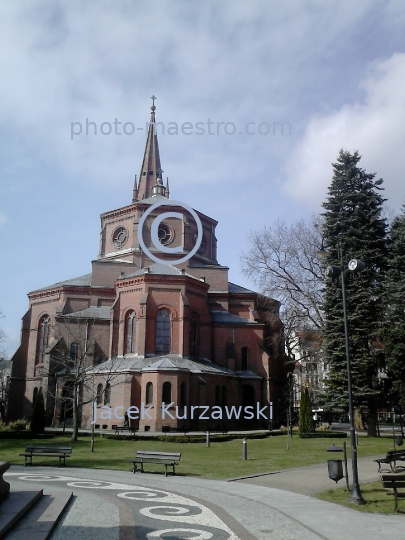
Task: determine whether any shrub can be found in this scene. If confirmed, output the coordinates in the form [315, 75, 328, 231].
[9, 418, 30, 431]
[0, 420, 10, 432]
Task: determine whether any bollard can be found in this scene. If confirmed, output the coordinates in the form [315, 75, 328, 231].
[206, 431, 210, 447]
[242, 438, 247, 460]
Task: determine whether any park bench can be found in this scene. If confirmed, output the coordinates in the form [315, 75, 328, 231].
[381, 474, 405, 512]
[112, 424, 137, 435]
[20, 445, 72, 467]
[374, 450, 405, 472]
[129, 450, 181, 477]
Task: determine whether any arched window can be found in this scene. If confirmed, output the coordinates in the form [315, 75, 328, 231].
[180, 382, 186, 407]
[189, 312, 199, 357]
[215, 385, 221, 406]
[33, 387, 38, 407]
[156, 308, 171, 354]
[37, 315, 50, 364]
[70, 342, 78, 362]
[162, 382, 172, 404]
[96, 383, 103, 405]
[104, 383, 111, 405]
[222, 385, 227, 407]
[241, 347, 248, 371]
[146, 382, 153, 405]
[125, 311, 136, 354]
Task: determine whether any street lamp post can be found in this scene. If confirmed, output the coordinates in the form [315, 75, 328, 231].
[320, 240, 366, 505]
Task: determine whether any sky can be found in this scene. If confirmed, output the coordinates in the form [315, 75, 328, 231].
[1, 0, 405, 357]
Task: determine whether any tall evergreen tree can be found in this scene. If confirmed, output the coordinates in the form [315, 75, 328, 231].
[321, 150, 388, 436]
[299, 387, 314, 434]
[382, 206, 405, 416]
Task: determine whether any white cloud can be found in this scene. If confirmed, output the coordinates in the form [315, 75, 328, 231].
[283, 52, 405, 211]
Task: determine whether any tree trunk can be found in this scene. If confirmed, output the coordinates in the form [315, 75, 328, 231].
[367, 403, 378, 437]
[71, 386, 79, 442]
[91, 420, 95, 452]
[354, 409, 364, 431]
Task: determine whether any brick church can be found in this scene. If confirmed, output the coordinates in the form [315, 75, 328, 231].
[9, 101, 287, 431]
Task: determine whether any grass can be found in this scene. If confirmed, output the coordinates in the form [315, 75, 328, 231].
[0, 433, 396, 480]
[315, 481, 405, 514]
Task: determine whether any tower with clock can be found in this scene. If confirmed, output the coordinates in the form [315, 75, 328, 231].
[8, 99, 288, 432]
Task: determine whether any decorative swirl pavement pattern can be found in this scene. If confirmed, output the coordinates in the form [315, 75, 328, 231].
[7, 473, 248, 540]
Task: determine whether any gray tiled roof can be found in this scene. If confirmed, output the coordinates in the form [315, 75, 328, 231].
[228, 282, 255, 294]
[88, 353, 235, 376]
[31, 274, 92, 293]
[63, 306, 111, 320]
[138, 195, 173, 205]
[211, 310, 258, 325]
[122, 263, 198, 280]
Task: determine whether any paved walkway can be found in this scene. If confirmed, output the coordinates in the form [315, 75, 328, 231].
[235, 454, 382, 496]
[6, 463, 404, 540]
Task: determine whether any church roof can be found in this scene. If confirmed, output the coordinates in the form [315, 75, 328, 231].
[121, 263, 199, 280]
[134, 97, 167, 201]
[228, 282, 255, 294]
[30, 273, 92, 293]
[211, 310, 259, 325]
[89, 353, 236, 376]
[138, 194, 171, 205]
[63, 306, 111, 320]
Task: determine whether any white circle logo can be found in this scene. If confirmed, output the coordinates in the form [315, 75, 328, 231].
[138, 199, 203, 265]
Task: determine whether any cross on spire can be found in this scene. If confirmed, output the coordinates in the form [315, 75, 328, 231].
[150, 95, 157, 110]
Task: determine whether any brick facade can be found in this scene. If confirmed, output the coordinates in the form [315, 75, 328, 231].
[9, 104, 288, 431]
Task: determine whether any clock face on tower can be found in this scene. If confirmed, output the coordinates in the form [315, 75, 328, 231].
[112, 226, 128, 249]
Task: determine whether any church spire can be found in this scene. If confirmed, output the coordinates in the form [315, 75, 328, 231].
[135, 96, 167, 201]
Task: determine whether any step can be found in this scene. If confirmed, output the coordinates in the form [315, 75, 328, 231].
[5, 490, 73, 540]
[0, 490, 43, 539]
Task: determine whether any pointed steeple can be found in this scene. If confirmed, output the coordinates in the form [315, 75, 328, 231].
[132, 175, 138, 203]
[135, 96, 168, 201]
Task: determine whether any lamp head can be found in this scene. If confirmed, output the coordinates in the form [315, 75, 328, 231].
[348, 259, 366, 273]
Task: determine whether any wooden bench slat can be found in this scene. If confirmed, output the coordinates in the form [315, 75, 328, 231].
[129, 450, 182, 476]
[20, 445, 73, 468]
[374, 450, 405, 472]
[381, 474, 405, 512]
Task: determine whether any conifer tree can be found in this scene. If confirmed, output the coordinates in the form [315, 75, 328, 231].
[383, 207, 405, 415]
[299, 387, 314, 434]
[31, 387, 46, 434]
[321, 150, 388, 437]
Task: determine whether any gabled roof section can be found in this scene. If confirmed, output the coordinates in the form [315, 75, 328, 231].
[30, 274, 92, 293]
[135, 98, 166, 201]
[228, 282, 255, 294]
[211, 310, 259, 325]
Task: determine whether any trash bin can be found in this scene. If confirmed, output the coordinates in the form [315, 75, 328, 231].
[328, 459, 344, 483]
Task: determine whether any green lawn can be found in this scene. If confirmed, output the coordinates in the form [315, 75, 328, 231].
[315, 481, 404, 514]
[0, 434, 395, 480]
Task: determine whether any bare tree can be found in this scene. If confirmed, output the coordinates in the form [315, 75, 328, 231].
[242, 217, 325, 416]
[40, 315, 124, 442]
[241, 216, 324, 334]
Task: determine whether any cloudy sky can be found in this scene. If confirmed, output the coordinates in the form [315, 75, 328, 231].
[1, 0, 405, 356]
